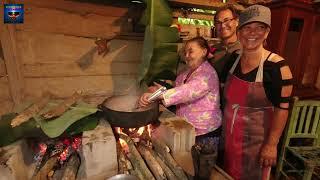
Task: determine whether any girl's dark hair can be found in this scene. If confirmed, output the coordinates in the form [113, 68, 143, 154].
[185, 36, 210, 57]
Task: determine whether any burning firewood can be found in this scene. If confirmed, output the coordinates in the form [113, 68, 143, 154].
[119, 134, 155, 180]
[129, 166, 144, 180]
[117, 142, 129, 174]
[32, 155, 58, 180]
[137, 145, 167, 180]
[149, 150, 177, 180]
[151, 138, 188, 180]
[11, 95, 50, 127]
[42, 91, 82, 120]
[61, 153, 80, 180]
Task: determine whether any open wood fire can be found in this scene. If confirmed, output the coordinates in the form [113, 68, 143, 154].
[1, 106, 196, 180]
[115, 125, 188, 180]
[31, 135, 82, 180]
[29, 121, 190, 180]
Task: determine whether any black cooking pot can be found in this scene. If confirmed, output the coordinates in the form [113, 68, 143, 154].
[97, 95, 159, 128]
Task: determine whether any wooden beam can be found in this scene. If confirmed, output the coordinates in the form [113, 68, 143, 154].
[15, 5, 128, 39]
[0, 77, 12, 100]
[24, 75, 138, 98]
[172, 9, 214, 21]
[14, 0, 129, 17]
[168, 0, 245, 11]
[0, 60, 7, 77]
[0, 25, 25, 105]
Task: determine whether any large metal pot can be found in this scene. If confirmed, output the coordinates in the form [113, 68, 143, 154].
[98, 95, 159, 128]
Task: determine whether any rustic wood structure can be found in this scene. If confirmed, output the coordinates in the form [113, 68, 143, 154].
[0, 0, 143, 116]
[267, 0, 320, 99]
[2, 0, 318, 117]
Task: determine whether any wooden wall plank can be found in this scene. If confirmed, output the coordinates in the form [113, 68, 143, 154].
[1, 25, 24, 104]
[15, 5, 129, 39]
[168, 0, 244, 10]
[16, 31, 143, 64]
[172, 10, 214, 21]
[23, 61, 140, 77]
[24, 75, 140, 98]
[0, 100, 14, 116]
[15, 0, 129, 17]
[0, 60, 6, 76]
[0, 77, 12, 100]
[316, 72, 320, 89]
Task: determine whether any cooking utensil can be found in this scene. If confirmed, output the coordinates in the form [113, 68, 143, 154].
[147, 86, 166, 102]
[107, 174, 138, 180]
[98, 95, 159, 128]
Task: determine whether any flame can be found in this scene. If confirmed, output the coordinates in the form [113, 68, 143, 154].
[137, 127, 145, 136]
[116, 127, 121, 134]
[147, 124, 152, 137]
[59, 147, 69, 164]
[39, 143, 47, 154]
[119, 138, 129, 153]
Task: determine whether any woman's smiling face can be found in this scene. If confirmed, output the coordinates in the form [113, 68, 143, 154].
[184, 41, 207, 70]
[238, 22, 270, 51]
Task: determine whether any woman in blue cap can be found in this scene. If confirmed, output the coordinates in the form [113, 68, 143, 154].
[220, 5, 293, 180]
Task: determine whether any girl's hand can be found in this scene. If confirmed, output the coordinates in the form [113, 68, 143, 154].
[259, 144, 277, 167]
[138, 93, 152, 107]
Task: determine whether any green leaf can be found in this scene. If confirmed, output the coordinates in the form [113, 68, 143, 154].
[0, 113, 43, 147]
[144, 51, 179, 84]
[35, 102, 97, 138]
[142, 0, 172, 26]
[0, 102, 99, 147]
[154, 26, 180, 43]
[138, 0, 180, 85]
[138, 26, 154, 82]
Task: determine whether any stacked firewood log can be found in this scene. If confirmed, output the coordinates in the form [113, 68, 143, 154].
[117, 129, 188, 180]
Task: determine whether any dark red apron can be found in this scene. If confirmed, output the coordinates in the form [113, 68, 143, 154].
[223, 52, 274, 180]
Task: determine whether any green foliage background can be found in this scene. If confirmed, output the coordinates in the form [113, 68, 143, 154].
[138, 0, 180, 85]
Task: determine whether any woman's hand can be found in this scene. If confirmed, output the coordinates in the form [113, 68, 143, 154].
[147, 82, 163, 93]
[259, 143, 277, 167]
[138, 93, 152, 107]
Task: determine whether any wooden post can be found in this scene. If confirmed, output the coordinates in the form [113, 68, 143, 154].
[0, 15, 25, 105]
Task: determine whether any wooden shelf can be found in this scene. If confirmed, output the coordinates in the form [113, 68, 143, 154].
[293, 86, 320, 100]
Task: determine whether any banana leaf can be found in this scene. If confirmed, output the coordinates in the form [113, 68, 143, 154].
[0, 113, 99, 147]
[138, 26, 154, 83]
[34, 101, 98, 138]
[154, 26, 180, 43]
[0, 113, 42, 147]
[144, 51, 179, 84]
[0, 101, 99, 147]
[138, 0, 180, 84]
[139, 0, 172, 26]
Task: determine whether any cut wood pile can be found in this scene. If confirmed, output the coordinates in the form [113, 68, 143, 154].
[116, 127, 189, 180]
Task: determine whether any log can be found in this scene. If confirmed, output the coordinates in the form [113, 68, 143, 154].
[42, 91, 82, 119]
[52, 168, 64, 180]
[119, 134, 155, 180]
[32, 156, 58, 180]
[117, 142, 128, 174]
[129, 167, 144, 180]
[61, 154, 81, 180]
[137, 145, 167, 180]
[150, 148, 177, 180]
[151, 138, 188, 180]
[11, 95, 50, 127]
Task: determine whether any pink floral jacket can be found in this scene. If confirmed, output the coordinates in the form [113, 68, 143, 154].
[163, 61, 222, 136]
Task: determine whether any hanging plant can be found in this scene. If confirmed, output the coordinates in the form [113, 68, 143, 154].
[138, 0, 180, 85]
